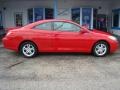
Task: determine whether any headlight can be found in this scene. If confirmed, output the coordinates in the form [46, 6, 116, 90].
[108, 36, 117, 41]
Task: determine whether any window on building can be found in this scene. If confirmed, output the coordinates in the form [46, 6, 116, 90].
[82, 8, 92, 29]
[71, 8, 80, 24]
[45, 8, 54, 19]
[34, 22, 52, 30]
[34, 8, 44, 22]
[14, 12, 23, 27]
[54, 22, 80, 32]
[112, 9, 120, 29]
[0, 11, 3, 27]
[113, 12, 119, 27]
[28, 8, 33, 23]
[28, 8, 54, 24]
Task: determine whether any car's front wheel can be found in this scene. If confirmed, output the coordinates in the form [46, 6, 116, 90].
[93, 41, 109, 57]
[20, 42, 38, 58]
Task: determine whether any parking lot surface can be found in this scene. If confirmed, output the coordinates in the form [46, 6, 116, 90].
[0, 44, 120, 90]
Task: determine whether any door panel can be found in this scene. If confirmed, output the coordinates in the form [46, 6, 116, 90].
[32, 22, 55, 52]
[53, 21, 92, 52]
[33, 29, 55, 52]
[54, 31, 91, 52]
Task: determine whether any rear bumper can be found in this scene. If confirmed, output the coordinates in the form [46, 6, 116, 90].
[2, 37, 18, 51]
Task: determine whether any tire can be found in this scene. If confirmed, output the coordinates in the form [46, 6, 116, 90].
[92, 41, 109, 57]
[19, 41, 38, 58]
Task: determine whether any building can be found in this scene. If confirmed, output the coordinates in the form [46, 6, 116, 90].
[0, 0, 120, 36]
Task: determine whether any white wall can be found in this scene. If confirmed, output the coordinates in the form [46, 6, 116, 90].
[111, 0, 120, 9]
[2, 0, 54, 28]
[1, 0, 111, 28]
[57, 0, 110, 14]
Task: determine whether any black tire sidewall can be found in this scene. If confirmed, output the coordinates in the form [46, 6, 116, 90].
[93, 41, 109, 57]
[20, 42, 38, 58]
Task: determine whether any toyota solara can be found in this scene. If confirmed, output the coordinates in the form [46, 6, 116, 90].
[2, 20, 119, 58]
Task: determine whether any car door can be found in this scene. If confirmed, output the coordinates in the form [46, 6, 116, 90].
[32, 22, 55, 52]
[53, 21, 90, 52]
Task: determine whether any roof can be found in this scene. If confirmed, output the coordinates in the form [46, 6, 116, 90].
[23, 19, 80, 28]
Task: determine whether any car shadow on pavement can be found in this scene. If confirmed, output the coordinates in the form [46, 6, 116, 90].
[4, 50, 119, 70]
[0, 42, 119, 69]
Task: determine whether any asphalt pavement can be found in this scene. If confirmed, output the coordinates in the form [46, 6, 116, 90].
[0, 44, 120, 90]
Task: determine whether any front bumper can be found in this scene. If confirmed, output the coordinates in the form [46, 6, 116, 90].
[110, 40, 119, 53]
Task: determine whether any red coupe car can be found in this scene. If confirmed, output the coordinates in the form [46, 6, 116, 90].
[2, 19, 119, 58]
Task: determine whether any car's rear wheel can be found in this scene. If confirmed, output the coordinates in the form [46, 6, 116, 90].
[93, 41, 109, 57]
[20, 42, 38, 58]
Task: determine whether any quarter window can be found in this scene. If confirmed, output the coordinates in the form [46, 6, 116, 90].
[54, 22, 80, 32]
[34, 22, 52, 30]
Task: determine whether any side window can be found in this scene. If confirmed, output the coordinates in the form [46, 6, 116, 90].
[34, 22, 52, 30]
[54, 22, 80, 32]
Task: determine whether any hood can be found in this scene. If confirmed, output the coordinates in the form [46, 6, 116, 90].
[92, 29, 111, 35]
